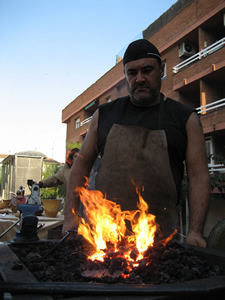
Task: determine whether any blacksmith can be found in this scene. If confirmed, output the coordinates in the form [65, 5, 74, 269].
[63, 39, 210, 247]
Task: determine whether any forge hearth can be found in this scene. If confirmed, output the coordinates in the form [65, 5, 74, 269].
[1, 239, 225, 299]
[7, 238, 225, 285]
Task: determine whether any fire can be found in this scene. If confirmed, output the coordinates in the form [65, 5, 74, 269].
[77, 188, 127, 261]
[127, 193, 158, 260]
[76, 183, 174, 263]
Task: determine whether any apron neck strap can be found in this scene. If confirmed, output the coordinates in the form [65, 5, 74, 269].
[158, 93, 164, 130]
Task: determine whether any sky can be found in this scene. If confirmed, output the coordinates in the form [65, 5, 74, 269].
[0, 0, 177, 162]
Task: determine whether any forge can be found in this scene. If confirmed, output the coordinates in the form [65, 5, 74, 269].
[0, 237, 225, 300]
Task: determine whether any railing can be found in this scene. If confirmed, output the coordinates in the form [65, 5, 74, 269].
[80, 99, 225, 125]
[80, 116, 92, 127]
[208, 163, 225, 174]
[196, 98, 225, 115]
[173, 37, 225, 73]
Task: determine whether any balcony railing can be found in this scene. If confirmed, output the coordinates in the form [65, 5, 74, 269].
[196, 98, 225, 115]
[79, 99, 225, 125]
[80, 116, 92, 127]
[173, 37, 225, 73]
[208, 163, 225, 174]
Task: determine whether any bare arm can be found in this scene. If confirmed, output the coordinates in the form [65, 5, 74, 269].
[62, 110, 99, 235]
[39, 176, 61, 188]
[40, 166, 64, 188]
[185, 113, 210, 247]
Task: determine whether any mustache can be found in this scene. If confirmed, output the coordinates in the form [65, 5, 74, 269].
[133, 82, 151, 90]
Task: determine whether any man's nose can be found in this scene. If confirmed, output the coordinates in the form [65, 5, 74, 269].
[136, 71, 145, 82]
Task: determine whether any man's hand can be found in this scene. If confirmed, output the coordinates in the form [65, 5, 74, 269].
[186, 230, 206, 248]
[62, 215, 79, 236]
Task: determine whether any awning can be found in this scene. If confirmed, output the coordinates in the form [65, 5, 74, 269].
[85, 101, 95, 111]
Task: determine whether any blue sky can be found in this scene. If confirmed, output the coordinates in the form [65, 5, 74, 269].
[0, 0, 177, 162]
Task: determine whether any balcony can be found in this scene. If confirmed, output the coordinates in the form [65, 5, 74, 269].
[196, 98, 225, 115]
[208, 163, 225, 174]
[80, 117, 92, 127]
[173, 37, 225, 74]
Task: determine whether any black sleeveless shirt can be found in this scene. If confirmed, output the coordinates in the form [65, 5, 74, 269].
[97, 95, 195, 199]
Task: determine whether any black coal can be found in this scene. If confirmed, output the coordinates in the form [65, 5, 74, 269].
[9, 238, 225, 285]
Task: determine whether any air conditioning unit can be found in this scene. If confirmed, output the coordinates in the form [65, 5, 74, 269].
[179, 42, 197, 58]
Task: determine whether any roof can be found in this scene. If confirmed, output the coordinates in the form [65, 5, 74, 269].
[14, 150, 47, 158]
[1, 150, 47, 164]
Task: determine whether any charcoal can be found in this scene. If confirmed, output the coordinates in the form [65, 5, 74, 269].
[9, 239, 225, 285]
[130, 248, 139, 261]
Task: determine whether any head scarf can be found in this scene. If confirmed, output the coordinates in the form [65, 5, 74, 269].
[66, 148, 80, 167]
[123, 39, 161, 65]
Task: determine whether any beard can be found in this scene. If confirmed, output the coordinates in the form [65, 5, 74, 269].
[127, 80, 161, 107]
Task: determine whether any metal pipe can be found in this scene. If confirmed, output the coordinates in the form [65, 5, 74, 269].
[0, 219, 20, 239]
[41, 230, 77, 259]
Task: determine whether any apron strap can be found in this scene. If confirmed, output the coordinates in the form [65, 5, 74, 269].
[158, 93, 164, 130]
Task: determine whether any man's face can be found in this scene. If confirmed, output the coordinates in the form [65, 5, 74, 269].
[124, 57, 163, 107]
[73, 152, 79, 161]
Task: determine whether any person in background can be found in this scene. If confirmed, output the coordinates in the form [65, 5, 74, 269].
[63, 39, 210, 247]
[39, 148, 80, 192]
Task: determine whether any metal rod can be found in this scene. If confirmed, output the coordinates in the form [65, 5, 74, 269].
[41, 230, 77, 259]
[0, 219, 20, 239]
[37, 223, 45, 230]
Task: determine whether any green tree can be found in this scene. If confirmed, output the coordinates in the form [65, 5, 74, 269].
[67, 142, 82, 150]
[41, 163, 66, 199]
[209, 154, 225, 193]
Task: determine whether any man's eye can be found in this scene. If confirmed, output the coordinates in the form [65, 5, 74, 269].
[127, 70, 137, 76]
[143, 68, 153, 74]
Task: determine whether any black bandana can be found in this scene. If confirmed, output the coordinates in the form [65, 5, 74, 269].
[123, 39, 161, 65]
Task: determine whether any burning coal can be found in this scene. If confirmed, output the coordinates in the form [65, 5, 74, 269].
[76, 184, 177, 264]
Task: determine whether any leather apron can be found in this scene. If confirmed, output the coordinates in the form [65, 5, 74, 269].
[95, 96, 179, 237]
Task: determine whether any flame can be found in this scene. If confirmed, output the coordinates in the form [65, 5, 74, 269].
[76, 182, 171, 263]
[126, 193, 158, 260]
[161, 228, 178, 246]
[77, 187, 127, 261]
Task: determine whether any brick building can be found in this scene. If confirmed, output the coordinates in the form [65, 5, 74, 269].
[62, 0, 225, 236]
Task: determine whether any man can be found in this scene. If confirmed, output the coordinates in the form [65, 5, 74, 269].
[63, 39, 210, 247]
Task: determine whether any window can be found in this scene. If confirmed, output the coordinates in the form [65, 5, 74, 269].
[106, 96, 111, 103]
[75, 117, 80, 129]
[162, 60, 167, 80]
[205, 137, 213, 165]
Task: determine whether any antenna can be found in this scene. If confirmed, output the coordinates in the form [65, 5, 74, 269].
[52, 142, 54, 159]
